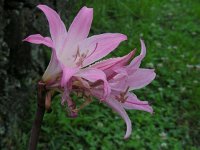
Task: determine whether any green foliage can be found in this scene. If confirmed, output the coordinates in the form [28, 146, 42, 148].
[19, 0, 200, 149]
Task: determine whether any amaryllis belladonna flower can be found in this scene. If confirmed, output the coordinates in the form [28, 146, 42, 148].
[89, 39, 156, 139]
[23, 5, 127, 116]
[24, 4, 156, 139]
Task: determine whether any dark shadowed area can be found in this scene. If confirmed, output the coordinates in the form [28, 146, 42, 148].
[0, 0, 199, 149]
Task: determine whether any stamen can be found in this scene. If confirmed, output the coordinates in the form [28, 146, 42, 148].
[124, 86, 129, 94]
[126, 101, 149, 105]
[72, 97, 93, 113]
[76, 57, 84, 67]
[67, 102, 78, 118]
[115, 86, 129, 103]
[73, 43, 98, 67]
[73, 46, 81, 61]
[85, 43, 98, 59]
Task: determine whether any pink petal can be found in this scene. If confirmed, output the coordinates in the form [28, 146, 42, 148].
[23, 34, 53, 48]
[123, 93, 153, 113]
[58, 7, 93, 67]
[42, 50, 61, 83]
[91, 87, 104, 99]
[62, 88, 78, 118]
[37, 5, 67, 50]
[90, 50, 135, 77]
[67, 6, 93, 44]
[128, 68, 156, 90]
[104, 98, 132, 139]
[79, 33, 127, 67]
[127, 39, 146, 73]
[61, 65, 79, 87]
[74, 68, 111, 99]
[109, 69, 129, 91]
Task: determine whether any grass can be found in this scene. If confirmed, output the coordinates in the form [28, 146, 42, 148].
[19, 0, 200, 149]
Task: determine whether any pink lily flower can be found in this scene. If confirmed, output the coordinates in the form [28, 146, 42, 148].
[23, 4, 155, 140]
[23, 5, 127, 116]
[90, 40, 156, 139]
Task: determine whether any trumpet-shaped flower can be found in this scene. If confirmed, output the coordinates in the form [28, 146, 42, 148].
[23, 5, 127, 116]
[24, 4, 155, 139]
[90, 40, 156, 139]
[24, 5, 126, 82]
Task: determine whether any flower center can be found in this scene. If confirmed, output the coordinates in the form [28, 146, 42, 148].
[115, 86, 129, 103]
[70, 78, 93, 113]
[73, 43, 98, 67]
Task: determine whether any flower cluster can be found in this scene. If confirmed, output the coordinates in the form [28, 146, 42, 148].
[24, 4, 156, 139]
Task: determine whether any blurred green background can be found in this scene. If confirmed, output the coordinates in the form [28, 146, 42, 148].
[0, 0, 199, 149]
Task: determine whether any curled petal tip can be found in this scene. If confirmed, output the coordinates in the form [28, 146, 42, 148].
[22, 38, 27, 42]
[118, 34, 127, 41]
[123, 34, 128, 40]
[124, 135, 130, 140]
[22, 37, 30, 42]
[105, 100, 132, 140]
[149, 106, 154, 114]
[130, 48, 136, 56]
[140, 39, 145, 46]
[79, 6, 93, 17]
[37, 4, 47, 9]
[82, 6, 93, 12]
[112, 33, 127, 41]
[124, 129, 131, 139]
[37, 5, 46, 11]
[22, 38, 31, 43]
[22, 34, 53, 48]
[140, 38, 144, 42]
[148, 107, 154, 114]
